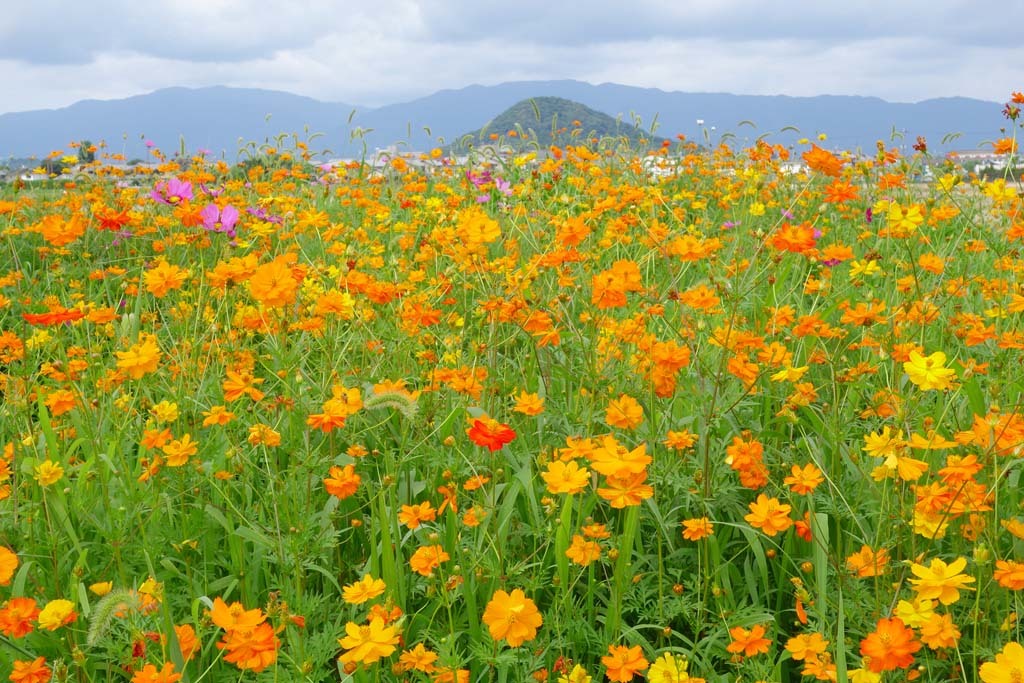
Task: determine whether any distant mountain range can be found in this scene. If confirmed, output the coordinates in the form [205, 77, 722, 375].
[0, 80, 1007, 162]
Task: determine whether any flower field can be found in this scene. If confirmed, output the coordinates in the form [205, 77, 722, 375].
[1, 95, 1023, 683]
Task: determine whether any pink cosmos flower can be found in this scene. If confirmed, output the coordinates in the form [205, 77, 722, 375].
[151, 178, 193, 205]
[199, 204, 239, 238]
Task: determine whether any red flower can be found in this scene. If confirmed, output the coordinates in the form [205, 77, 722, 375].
[466, 416, 516, 451]
[22, 306, 85, 326]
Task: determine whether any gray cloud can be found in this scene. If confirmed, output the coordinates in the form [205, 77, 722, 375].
[415, 1, 1021, 48]
[0, 0, 422, 64]
[0, 1, 1019, 114]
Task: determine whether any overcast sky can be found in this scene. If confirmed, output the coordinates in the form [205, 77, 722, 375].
[1, 1, 1019, 114]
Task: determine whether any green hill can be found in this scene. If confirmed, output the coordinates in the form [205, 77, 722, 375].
[449, 96, 667, 152]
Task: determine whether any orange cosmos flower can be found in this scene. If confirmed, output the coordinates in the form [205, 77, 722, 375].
[144, 261, 190, 298]
[0, 597, 39, 637]
[466, 416, 516, 451]
[663, 430, 698, 450]
[343, 575, 387, 605]
[582, 523, 611, 539]
[744, 494, 793, 536]
[161, 434, 198, 467]
[409, 544, 449, 576]
[597, 472, 654, 508]
[605, 394, 644, 430]
[115, 334, 162, 379]
[131, 662, 182, 683]
[993, 137, 1018, 155]
[918, 612, 960, 650]
[588, 437, 651, 478]
[9, 657, 51, 683]
[248, 257, 298, 308]
[994, 560, 1024, 590]
[0, 546, 18, 585]
[462, 474, 489, 491]
[784, 463, 824, 494]
[35, 213, 86, 246]
[859, 617, 921, 672]
[846, 545, 889, 578]
[436, 485, 458, 515]
[398, 501, 437, 529]
[785, 632, 830, 661]
[246, 421, 280, 448]
[173, 623, 200, 661]
[681, 517, 714, 541]
[591, 260, 643, 310]
[222, 369, 265, 402]
[141, 428, 172, 451]
[769, 222, 818, 254]
[727, 624, 772, 657]
[209, 597, 266, 632]
[802, 144, 843, 176]
[218, 621, 279, 672]
[324, 464, 361, 500]
[565, 534, 602, 566]
[481, 589, 543, 647]
[209, 599, 277, 672]
[601, 644, 649, 682]
[398, 643, 439, 673]
[823, 179, 859, 204]
[512, 390, 545, 415]
[433, 666, 471, 683]
[725, 434, 768, 489]
[308, 385, 362, 433]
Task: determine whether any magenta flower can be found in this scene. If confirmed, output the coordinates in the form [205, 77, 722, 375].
[200, 203, 239, 238]
[467, 169, 492, 188]
[247, 206, 282, 224]
[151, 178, 193, 205]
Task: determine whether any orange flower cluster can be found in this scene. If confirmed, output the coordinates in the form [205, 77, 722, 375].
[209, 597, 280, 673]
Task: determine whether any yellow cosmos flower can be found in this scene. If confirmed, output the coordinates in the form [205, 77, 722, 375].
[559, 664, 592, 683]
[37, 599, 76, 630]
[979, 641, 1024, 683]
[647, 651, 692, 683]
[903, 351, 956, 391]
[909, 557, 975, 605]
[337, 617, 400, 666]
[34, 460, 64, 487]
[541, 460, 590, 495]
[342, 575, 386, 605]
